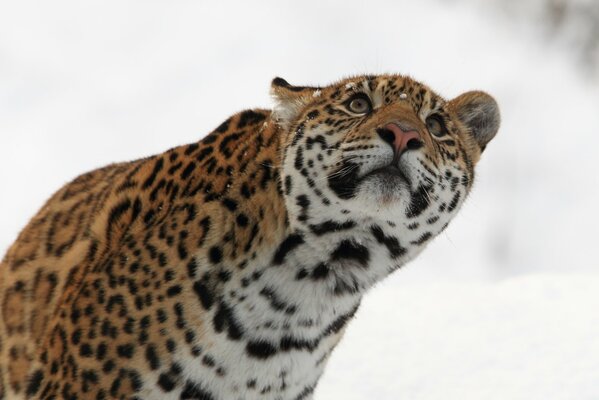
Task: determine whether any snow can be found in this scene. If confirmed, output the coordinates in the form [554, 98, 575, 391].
[317, 274, 599, 399]
[0, 0, 598, 398]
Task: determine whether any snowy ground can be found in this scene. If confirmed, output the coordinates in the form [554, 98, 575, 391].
[1, 0, 598, 398]
[317, 274, 599, 400]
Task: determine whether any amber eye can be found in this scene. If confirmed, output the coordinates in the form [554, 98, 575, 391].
[346, 94, 372, 114]
[425, 114, 447, 137]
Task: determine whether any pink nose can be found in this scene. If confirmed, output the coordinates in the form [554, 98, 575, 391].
[383, 123, 422, 154]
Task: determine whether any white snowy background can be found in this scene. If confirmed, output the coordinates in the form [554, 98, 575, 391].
[1, 0, 598, 398]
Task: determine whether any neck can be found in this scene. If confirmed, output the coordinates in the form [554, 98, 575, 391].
[192, 115, 362, 345]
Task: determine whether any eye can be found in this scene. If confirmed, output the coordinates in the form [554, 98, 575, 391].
[425, 114, 448, 137]
[346, 94, 372, 114]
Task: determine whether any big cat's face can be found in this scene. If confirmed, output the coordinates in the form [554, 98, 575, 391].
[274, 75, 499, 230]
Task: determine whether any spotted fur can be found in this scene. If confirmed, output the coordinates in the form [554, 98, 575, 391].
[0, 74, 499, 400]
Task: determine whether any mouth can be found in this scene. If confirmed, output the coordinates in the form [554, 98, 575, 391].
[364, 164, 411, 185]
[328, 161, 413, 200]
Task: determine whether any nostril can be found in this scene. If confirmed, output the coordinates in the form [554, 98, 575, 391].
[406, 138, 423, 150]
[376, 128, 395, 148]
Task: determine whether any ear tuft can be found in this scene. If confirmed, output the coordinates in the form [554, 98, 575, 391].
[270, 77, 317, 129]
[450, 91, 500, 151]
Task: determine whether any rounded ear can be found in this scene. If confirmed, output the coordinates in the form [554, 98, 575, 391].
[449, 91, 500, 151]
[270, 77, 319, 129]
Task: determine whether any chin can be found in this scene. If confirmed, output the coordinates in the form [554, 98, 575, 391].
[355, 174, 411, 212]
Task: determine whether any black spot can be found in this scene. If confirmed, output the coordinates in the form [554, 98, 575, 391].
[139, 316, 151, 329]
[208, 246, 222, 264]
[96, 342, 107, 360]
[219, 131, 245, 158]
[447, 191, 461, 213]
[294, 146, 304, 169]
[144, 209, 156, 225]
[191, 346, 202, 357]
[143, 158, 164, 189]
[311, 263, 330, 280]
[97, 389, 107, 400]
[296, 194, 310, 209]
[103, 360, 115, 373]
[260, 160, 275, 189]
[284, 175, 293, 195]
[145, 344, 161, 370]
[450, 176, 460, 191]
[71, 329, 82, 345]
[246, 340, 277, 359]
[168, 161, 183, 175]
[240, 183, 252, 199]
[166, 339, 177, 353]
[296, 268, 308, 280]
[193, 280, 214, 310]
[461, 174, 470, 187]
[411, 232, 432, 246]
[131, 197, 142, 223]
[26, 369, 44, 396]
[106, 198, 131, 242]
[82, 369, 99, 390]
[202, 355, 215, 367]
[325, 304, 359, 336]
[221, 198, 238, 211]
[213, 301, 244, 340]
[280, 336, 318, 352]
[126, 369, 143, 392]
[309, 220, 356, 236]
[170, 363, 183, 375]
[181, 162, 197, 180]
[426, 216, 440, 224]
[370, 225, 406, 258]
[117, 343, 135, 359]
[331, 240, 370, 267]
[217, 269, 231, 282]
[162, 269, 176, 283]
[180, 380, 215, 400]
[272, 234, 305, 265]
[237, 110, 266, 129]
[79, 343, 93, 357]
[110, 376, 122, 397]
[306, 110, 319, 119]
[196, 147, 214, 162]
[184, 143, 199, 155]
[167, 285, 182, 297]
[328, 161, 360, 200]
[294, 385, 315, 400]
[157, 373, 177, 392]
[187, 258, 198, 278]
[157, 308, 168, 323]
[236, 214, 249, 227]
[407, 185, 431, 218]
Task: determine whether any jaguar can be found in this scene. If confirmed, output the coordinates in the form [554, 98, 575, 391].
[0, 74, 499, 399]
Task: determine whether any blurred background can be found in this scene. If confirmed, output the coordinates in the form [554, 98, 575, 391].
[1, 0, 598, 398]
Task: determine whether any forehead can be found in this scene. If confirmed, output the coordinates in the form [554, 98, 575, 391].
[326, 75, 445, 104]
